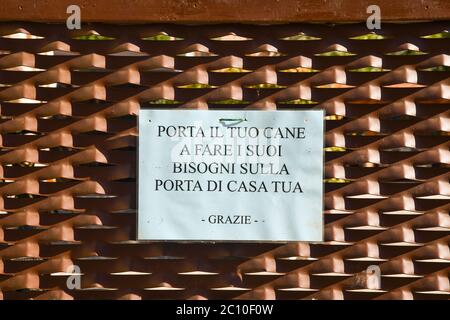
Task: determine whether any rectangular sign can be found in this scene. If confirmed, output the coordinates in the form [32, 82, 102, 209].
[138, 110, 324, 241]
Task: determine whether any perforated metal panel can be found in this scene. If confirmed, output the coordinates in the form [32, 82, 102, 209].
[0, 22, 449, 300]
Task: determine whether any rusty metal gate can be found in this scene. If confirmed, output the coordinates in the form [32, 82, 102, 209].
[0, 20, 449, 299]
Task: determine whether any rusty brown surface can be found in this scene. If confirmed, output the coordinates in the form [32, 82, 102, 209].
[0, 21, 449, 300]
[0, 0, 450, 23]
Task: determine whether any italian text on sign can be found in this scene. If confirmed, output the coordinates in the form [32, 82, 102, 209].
[138, 110, 324, 241]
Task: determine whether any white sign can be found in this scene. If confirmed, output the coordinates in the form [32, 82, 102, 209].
[138, 110, 324, 241]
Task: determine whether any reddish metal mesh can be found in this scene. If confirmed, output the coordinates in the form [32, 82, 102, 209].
[0, 22, 448, 300]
